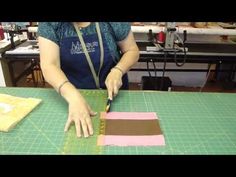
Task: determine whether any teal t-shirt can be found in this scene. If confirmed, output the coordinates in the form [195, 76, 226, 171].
[38, 22, 131, 60]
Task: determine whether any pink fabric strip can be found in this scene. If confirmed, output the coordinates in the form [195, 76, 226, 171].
[100, 112, 158, 120]
[97, 135, 165, 146]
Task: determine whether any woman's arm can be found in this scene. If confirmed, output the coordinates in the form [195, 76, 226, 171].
[39, 37, 74, 97]
[116, 30, 140, 74]
[105, 30, 139, 99]
[39, 36, 96, 138]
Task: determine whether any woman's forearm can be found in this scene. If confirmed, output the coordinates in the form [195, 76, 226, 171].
[41, 64, 83, 103]
[115, 49, 139, 75]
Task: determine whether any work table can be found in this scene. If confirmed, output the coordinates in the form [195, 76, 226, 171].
[0, 87, 235, 154]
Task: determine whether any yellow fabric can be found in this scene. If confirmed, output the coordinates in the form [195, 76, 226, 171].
[0, 94, 42, 132]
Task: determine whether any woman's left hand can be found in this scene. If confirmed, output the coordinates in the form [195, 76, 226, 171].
[105, 68, 123, 100]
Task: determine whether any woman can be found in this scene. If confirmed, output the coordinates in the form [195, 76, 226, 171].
[38, 22, 139, 138]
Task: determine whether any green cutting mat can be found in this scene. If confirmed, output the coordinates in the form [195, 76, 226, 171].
[0, 87, 236, 154]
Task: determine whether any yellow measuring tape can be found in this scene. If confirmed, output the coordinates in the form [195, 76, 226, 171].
[73, 22, 104, 88]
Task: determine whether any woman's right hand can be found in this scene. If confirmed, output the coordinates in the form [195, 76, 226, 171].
[64, 95, 97, 138]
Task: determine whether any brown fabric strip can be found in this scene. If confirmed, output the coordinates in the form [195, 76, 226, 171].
[102, 119, 162, 135]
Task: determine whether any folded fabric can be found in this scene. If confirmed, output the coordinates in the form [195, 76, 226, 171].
[0, 94, 42, 132]
[97, 112, 165, 146]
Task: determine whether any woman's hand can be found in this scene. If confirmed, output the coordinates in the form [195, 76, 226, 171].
[64, 95, 97, 138]
[105, 67, 123, 100]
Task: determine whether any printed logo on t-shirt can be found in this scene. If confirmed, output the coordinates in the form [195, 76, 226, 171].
[70, 41, 98, 54]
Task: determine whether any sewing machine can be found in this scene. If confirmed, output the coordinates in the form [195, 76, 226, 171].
[148, 22, 187, 53]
